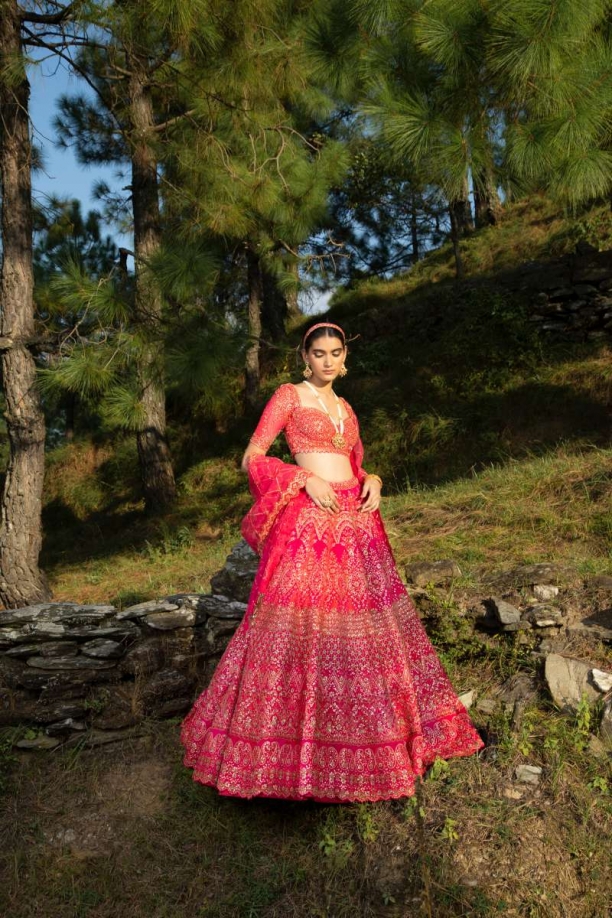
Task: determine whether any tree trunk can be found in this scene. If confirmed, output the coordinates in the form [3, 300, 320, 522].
[449, 197, 473, 238]
[448, 203, 465, 280]
[245, 250, 263, 410]
[128, 64, 177, 513]
[261, 267, 286, 342]
[285, 261, 302, 322]
[0, 1, 51, 606]
[474, 168, 502, 228]
[410, 193, 420, 264]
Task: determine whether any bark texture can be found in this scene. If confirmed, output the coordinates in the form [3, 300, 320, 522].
[0, 0, 51, 606]
[245, 250, 263, 410]
[128, 62, 177, 513]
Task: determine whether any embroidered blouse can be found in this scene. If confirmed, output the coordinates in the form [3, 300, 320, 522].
[242, 384, 370, 554]
[249, 383, 360, 458]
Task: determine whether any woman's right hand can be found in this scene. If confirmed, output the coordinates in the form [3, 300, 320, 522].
[304, 475, 340, 514]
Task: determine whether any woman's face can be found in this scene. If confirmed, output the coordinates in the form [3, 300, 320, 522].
[302, 335, 346, 384]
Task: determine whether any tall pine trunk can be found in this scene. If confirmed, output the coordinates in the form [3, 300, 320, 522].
[448, 203, 465, 280]
[0, 0, 51, 606]
[410, 192, 420, 263]
[285, 261, 302, 322]
[245, 250, 263, 410]
[128, 64, 177, 513]
[261, 267, 287, 342]
[474, 166, 501, 228]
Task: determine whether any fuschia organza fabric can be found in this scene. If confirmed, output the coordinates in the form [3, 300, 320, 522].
[181, 469, 484, 802]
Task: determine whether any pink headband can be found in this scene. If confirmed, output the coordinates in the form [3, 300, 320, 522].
[302, 322, 346, 348]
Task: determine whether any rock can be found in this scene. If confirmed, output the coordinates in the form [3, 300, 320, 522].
[458, 690, 475, 709]
[523, 606, 564, 628]
[80, 639, 126, 659]
[210, 539, 260, 604]
[196, 595, 247, 620]
[544, 653, 601, 713]
[118, 639, 164, 677]
[404, 560, 462, 587]
[500, 621, 532, 632]
[486, 562, 577, 591]
[0, 603, 115, 627]
[591, 669, 612, 693]
[1, 621, 67, 643]
[15, 734, 61, 750]
[573, 284, 599, 297]
[25, 655, 117, 670]
[142, 609, 197, 630]
[515, 764, 542, 784]
[16, 665, 121, 693]
[202, 618, 239, 655]
[33, 701, 90, 724]
[486, 597, 521, 626]
[538, 638, 565, 654]
[45, 718, 87, 737]
[532, 584, 559, 601]
[140, 669, 193, 713]
[587, 734, 609, 758]
[116, 599, 179, 621]
[568, 608, 612, 644]
[37, 641, 80, 657]
[496, 672, 538, 706]
[548, 287, 575, 299]
[155, 696, 192, 717]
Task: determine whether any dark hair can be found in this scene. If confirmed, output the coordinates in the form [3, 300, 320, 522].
[302, 324, 346, 352]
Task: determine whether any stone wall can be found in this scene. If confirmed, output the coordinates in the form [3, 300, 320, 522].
[0, 541, 259, 749]
[514, 246, 612, 340]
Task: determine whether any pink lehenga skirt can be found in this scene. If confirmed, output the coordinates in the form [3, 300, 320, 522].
[180, 475, 484, 803]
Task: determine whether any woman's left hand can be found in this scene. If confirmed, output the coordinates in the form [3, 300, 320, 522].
[359, 477, 382, 512]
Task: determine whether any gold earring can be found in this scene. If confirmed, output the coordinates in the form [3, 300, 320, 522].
[303, 363, 313, 379]
[338, 363, 348, 377]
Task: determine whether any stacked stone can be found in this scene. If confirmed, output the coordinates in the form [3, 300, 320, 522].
[523, 248, 612, 340]
[0, 541, 259, 749]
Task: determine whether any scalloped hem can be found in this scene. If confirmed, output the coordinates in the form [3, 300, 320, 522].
[181, 718, 485, 804]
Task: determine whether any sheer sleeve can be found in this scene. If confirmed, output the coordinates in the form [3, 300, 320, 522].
[249, 383, 296, 452]
[348, 408, 369, 484]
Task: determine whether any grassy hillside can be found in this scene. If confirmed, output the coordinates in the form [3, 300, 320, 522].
[39, 195, 612, 602]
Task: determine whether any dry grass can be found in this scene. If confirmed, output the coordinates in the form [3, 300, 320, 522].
[1, 667, 610, 918]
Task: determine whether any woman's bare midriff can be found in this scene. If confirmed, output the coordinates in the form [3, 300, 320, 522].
[293, 452, 354, 482]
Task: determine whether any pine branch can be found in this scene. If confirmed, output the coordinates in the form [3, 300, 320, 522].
[20, 3, 77, 26]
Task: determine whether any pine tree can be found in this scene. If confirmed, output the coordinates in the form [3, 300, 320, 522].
[161, 1, 349, 405]
[34, 198, 118, 442]
[0, 0, 82, 606]
[50, 1, 222, 511]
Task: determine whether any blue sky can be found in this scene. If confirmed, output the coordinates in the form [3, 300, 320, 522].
[29, 58, 128, 237]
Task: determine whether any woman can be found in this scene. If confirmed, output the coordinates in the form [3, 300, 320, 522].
[180, 322, 484, 802]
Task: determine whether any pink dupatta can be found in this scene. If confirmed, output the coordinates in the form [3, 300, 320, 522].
[241, 435, 369, 556]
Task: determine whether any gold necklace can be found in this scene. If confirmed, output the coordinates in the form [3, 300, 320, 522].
[303, 380, 346, 449]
